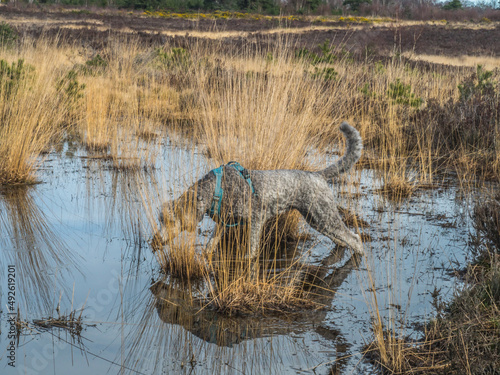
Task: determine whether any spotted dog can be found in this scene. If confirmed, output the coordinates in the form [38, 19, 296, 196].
[154, 122, 364, 259]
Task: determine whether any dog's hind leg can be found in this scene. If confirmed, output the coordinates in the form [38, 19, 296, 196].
[299, 204, 364, 256]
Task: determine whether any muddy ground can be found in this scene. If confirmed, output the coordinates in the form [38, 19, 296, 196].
[1, 5, 500, 58]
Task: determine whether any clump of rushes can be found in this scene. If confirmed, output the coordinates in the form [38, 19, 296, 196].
[380, 164, 417, 199]
[206, 267, 320, 315]
[0, 40, 74, 185]
[382, 177, 416, 199]
[82, 78, 114, 152]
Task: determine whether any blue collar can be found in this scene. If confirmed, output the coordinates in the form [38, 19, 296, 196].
[208, 161, 255, 227]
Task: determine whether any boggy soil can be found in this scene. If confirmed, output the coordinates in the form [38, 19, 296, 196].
[1, 5, 500, 58]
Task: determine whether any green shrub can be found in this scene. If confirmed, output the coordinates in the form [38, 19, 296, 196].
[0, 22, 17, 48]
[156, 47, 190, 70]
[295, 40, 350, 66]
[387, 79, 423, 108]
[56, 70, 86, 114]
[311, 66, 338, 81]
[458, 65, 495, 102]
[0, 59, 33, 99]
[82, 54, 108, 75]
[296, 41, 335, 65]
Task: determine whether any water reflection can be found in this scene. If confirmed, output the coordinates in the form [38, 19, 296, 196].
[81, 133, 209, 257]
[0, 186, 76, 313]
[123, 248, 358, 374]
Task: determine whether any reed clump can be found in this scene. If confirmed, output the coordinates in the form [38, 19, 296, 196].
[381, 172, 417, 199]
[0, 42, 73, 185]
[207, 271, 320, 315]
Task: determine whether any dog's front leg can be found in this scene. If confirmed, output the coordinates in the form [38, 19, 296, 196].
[206, 226, 223, 253]
[247, 219, 264, 260]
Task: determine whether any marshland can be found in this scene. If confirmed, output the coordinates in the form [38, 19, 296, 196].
[0, 5, 499, 374]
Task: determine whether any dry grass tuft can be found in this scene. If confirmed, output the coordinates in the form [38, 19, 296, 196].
[207, 273, 321, 315]
[381, 174, 417, 199]
[364, 335, 451, 374]
[33, 310, 84, 338]
[154, 240, 208, 281]
[0, 40, 72, 184]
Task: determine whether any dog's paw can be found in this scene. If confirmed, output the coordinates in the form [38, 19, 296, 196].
[353, 244, 365, 257]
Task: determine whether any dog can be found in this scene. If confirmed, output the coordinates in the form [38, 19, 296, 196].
[154, 122, 363, 259]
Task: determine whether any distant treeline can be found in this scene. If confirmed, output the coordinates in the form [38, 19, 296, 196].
[10, 0, 500, 19]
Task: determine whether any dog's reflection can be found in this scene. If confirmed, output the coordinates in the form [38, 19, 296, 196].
[149, 248, 360, 348]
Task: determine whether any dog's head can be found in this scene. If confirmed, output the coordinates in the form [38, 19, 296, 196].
[152, 182, 210, 252]
[160, 192, 200, 233]
[151, 202, 181, 252]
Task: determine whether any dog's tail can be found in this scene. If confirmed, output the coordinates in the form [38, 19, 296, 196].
[318, 122, 362, 180]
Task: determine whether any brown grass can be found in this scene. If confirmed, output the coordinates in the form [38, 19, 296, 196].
[0, 38, 73, 185]
[82, 78, 115, 151]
